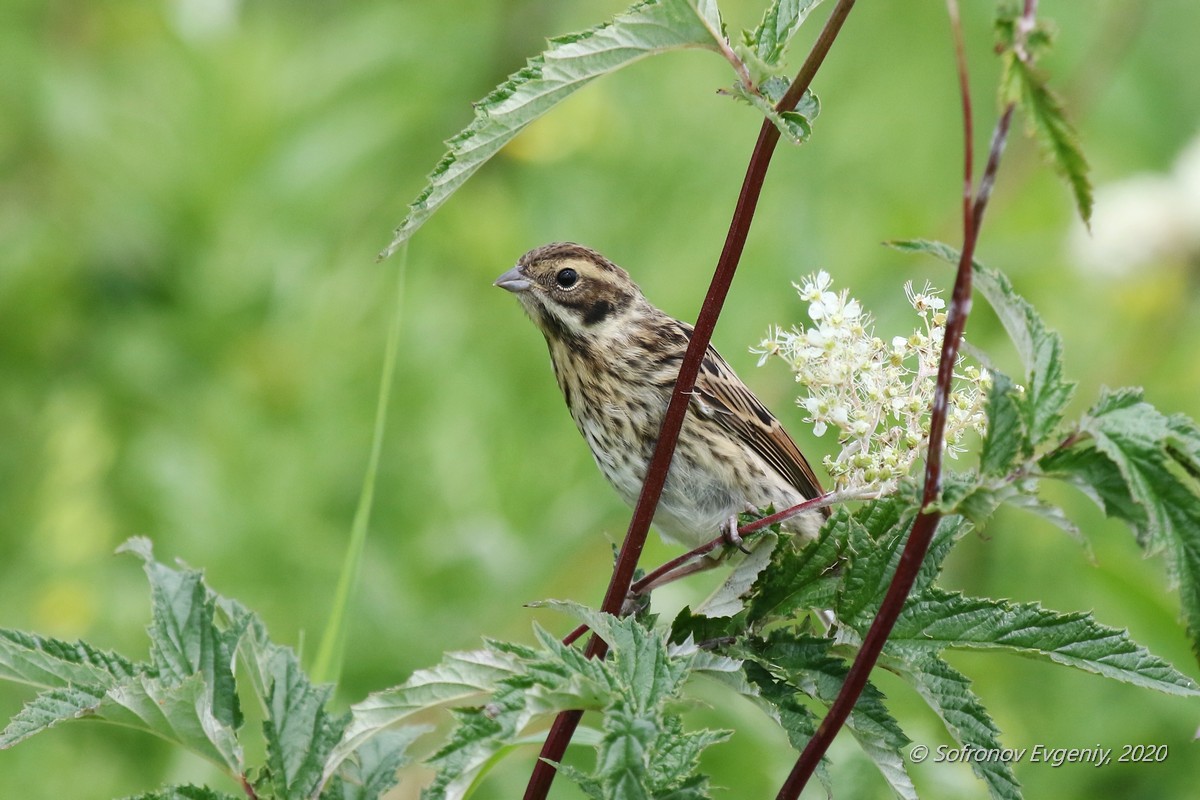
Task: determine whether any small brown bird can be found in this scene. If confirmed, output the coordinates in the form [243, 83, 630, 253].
[495, 242, 826, 552]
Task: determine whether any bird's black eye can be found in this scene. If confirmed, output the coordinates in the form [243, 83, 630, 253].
[555, 268, 578, 289]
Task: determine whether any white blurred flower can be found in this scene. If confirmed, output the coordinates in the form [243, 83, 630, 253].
[752, 274, 990, 492]
[1070, 133, 1200, 276]
[169, 0, 241, 41]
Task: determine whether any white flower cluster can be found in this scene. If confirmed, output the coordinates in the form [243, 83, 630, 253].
[753, 272, 990, 492]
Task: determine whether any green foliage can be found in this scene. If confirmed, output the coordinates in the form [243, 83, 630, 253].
[741, 0, 823, 75]
[382, 0, 829, 256]
[2, 547, 749, 799]
[124, 788, 244, 800]
[382, 0, 733, 256]
[3, 1, 1200, 799]
[1044, 391, 1200, 662]
[891, 238, 1200, 668]
[724, 83, 821, 145]
[884, 656, 1017, 800]
[725, 0, 824, 144]
[995, 4, 1093, 223]
[0, 540, 419, 800]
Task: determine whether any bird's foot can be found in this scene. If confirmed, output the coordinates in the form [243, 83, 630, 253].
[720, 515, 751, 555]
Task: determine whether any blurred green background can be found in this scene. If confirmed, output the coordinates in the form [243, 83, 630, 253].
[2, 0, 1198, 797]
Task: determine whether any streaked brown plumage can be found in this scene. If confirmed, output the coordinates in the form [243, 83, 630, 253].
[495, 242, 825, 550]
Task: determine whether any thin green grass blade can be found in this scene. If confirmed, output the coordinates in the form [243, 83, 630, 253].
[311, 246, 409, 685]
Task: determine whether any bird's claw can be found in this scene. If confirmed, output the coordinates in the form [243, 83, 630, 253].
[721, 516, 751, 555]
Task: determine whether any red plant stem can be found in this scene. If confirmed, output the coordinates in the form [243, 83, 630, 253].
[948, 0, 975, 250]
[632, 539, 722, 594]
[738, 493, 835, 536]
[523, 2, 858, 798]
[775, 3, 1022, 797]
[561, 623, 588, 647]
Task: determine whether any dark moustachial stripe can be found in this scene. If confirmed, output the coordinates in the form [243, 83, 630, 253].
[536, 305, 573, 343]
[536, 304, 594, 359]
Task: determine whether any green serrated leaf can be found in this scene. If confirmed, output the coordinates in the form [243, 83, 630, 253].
[1077, 394, 1200, 661]
[102, 672, 245, 772]
[1081, 391, 1178, 551]
[669, 606, 742, 647]
[408, 619, 619, 799]
[836, 513, 906, 626]
[747, 634, 914, 800]
[742, 660, 833, 795]
[1002, 54, 1092, 224]
[0, 684, 106, 749]
[886, 654, 1020, 800]
[596, 705, 658, 800]
[723, 83, 820, 144]
[980, 371, 1026, 473]
[383, 0, 731, 254]
[913, 512, 970, 593]
[323, 647, 525, 788]
[842, 487, 960, 598]
[1166, 413, 1200, 479]
[320, 727, 422, 800]
[260, 645, 347, 799]
[693, 533, 778, 618]
[674, 641, 753, 699]
[412, 614, 726, 800]
[748, 0, 822, 67]
[746, 509, 847, 626]
[0, 628, 139, 689]
[1088, 385, 1145, 417]
[649, 720, 730, 795]
[1040, 441, 1146, 528]
[891, 588, 1200, 696]
[936, 475, 1018, 533]
[421, 676, 546, 800]
[120, 538, 243, 731]
[590, 690, 727, 800]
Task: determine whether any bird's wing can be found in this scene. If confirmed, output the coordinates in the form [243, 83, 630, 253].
[691, 345, 825, 504]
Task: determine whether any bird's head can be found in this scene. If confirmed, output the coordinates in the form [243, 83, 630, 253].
[494, 242, 645, 341]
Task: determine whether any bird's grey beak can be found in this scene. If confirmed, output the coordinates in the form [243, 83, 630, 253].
[494, 265, 531, 293]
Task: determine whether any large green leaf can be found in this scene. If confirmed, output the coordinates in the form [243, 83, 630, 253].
[0, 684, 107, 749]
[979, 370, 1025, 474]
[319, 728, 424, 800]
[1072, 390, 1200, 661]
[99, 672, 244, 773]
[890, 589, 1200, 696]
[321, 647, 525, 788]
[745, 508, 848, 625]
[259, 645, 347, 799]
[120, 538, 243, 731]
[382, 0, 729, 255]
[886, 654, 1019, 800]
